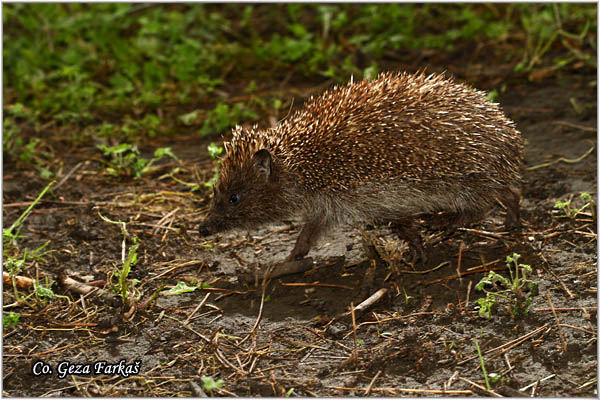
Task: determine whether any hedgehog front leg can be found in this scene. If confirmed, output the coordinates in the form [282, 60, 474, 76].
[286, 218, 327, 261]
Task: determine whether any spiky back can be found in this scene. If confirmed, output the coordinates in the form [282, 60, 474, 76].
[221, 71, 522, 193]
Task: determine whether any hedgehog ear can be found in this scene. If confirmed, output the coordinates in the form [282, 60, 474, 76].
[252, 149, 272, 180]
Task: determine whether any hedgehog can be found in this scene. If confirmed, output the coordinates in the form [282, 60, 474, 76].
[197, 71, 523, 264]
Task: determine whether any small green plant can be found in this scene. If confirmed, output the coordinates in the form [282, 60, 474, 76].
[515, 3, 596, 72]
[442, 338, 456, 352]
[201, 376, 224, 393]
[34, 277, 70, 305]
[3, 106, 55, 177]
[3, 312, 21, 327]
[97, 211, 140, 305]
[204, 142, 224, 188]
[554, 192, 595, 219]
[4, 242, 51, 288]
[97, 143, 177, 178]
[2, 182, 61, 306]
[199, 102, 258, 136]
[402, 287, 413, 303]
[475, 253, 538, 318]
[179, 102, 257, 134]
[113, 238, 140, 304]
[488, 372, 509, 385]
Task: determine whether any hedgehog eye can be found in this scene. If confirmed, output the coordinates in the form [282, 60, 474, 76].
[229, 193, 240, 204]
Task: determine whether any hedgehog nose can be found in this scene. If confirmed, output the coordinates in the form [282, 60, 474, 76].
[198, 225, 211, 237]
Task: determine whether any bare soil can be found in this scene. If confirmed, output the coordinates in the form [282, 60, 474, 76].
[3, 67, 597, 396]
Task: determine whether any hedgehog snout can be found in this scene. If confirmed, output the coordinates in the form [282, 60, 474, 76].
[197, 223, 212, 237]
[198, 214, 227, 237]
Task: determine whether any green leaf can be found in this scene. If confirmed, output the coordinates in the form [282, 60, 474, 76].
[207, 142, 223, 159]
[161, 281, 199, 296]
[201, 376, 224, 392]
[36, 285, 55, 299]
[4, 312, 21, 327]
[486, 89, 499, 102]
[153, 147, 178, 160]
[179, 110, 201, 126]
[580, 192, 592, 202]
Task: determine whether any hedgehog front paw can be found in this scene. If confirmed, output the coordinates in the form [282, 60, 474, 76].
[284, 248, 309, 262]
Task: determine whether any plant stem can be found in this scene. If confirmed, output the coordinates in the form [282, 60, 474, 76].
[475, 339, 491, 390]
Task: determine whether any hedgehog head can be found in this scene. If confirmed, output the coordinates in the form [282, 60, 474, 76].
[198, 126, 291, 236]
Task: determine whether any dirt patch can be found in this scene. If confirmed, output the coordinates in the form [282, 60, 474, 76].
[3, 69, 597, 396]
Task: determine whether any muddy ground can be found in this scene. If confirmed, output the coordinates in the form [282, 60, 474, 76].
[2, 65, 598, 396]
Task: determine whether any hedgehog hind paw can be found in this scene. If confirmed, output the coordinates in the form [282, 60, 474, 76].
[407, 241, 429, 266]
[390, 218, 429, 266]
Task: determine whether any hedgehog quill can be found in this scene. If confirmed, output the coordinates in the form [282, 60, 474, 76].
[198, 71, 523, 263]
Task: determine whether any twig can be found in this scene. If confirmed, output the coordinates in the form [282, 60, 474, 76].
[545, 293, 567, 351]
[395, 261, 450, 274]
[153, 207, 179, 234]
[527, 141, 595, 170]
[214, 346, 246, 374]
[238, 265, 271, 347]
[535, 306, 597, 312]
[184, 292, 210, 325]
[54, 162, 83, 191]
[364, 370, 382, 396]
[578, 377, 598, 389]
[556, 323, 597, 336]
[351, 301, 359, 362]
[457, 324, 550, 365]
[445, 371, 459, 390]
[459, 377, 503, 397]
[466, 258, 503, 271]
[30, 344, 73, 357]
[424, 265, 505, 286]
[553, 120, 597, 132]
[177, 320, 211, 344]
[465, 280, 473, 310]
[160, 211, 177, 242]
[281, 282, 353, 290]
[504, 353, 512, 371]
[140, 260, 206, 287]
[458, 227, 508, 240]
[520, 374, 556, 391]
[340, 288, 388, 318]
[333, 386, 472, 395]
[456, 240, 464, 279]
[355, 311, 439, 330]
[539, 253, 574, 298]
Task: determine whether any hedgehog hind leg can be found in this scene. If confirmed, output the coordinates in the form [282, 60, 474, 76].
[499, 187, 521, 230]
[390, 218, 428, 265]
